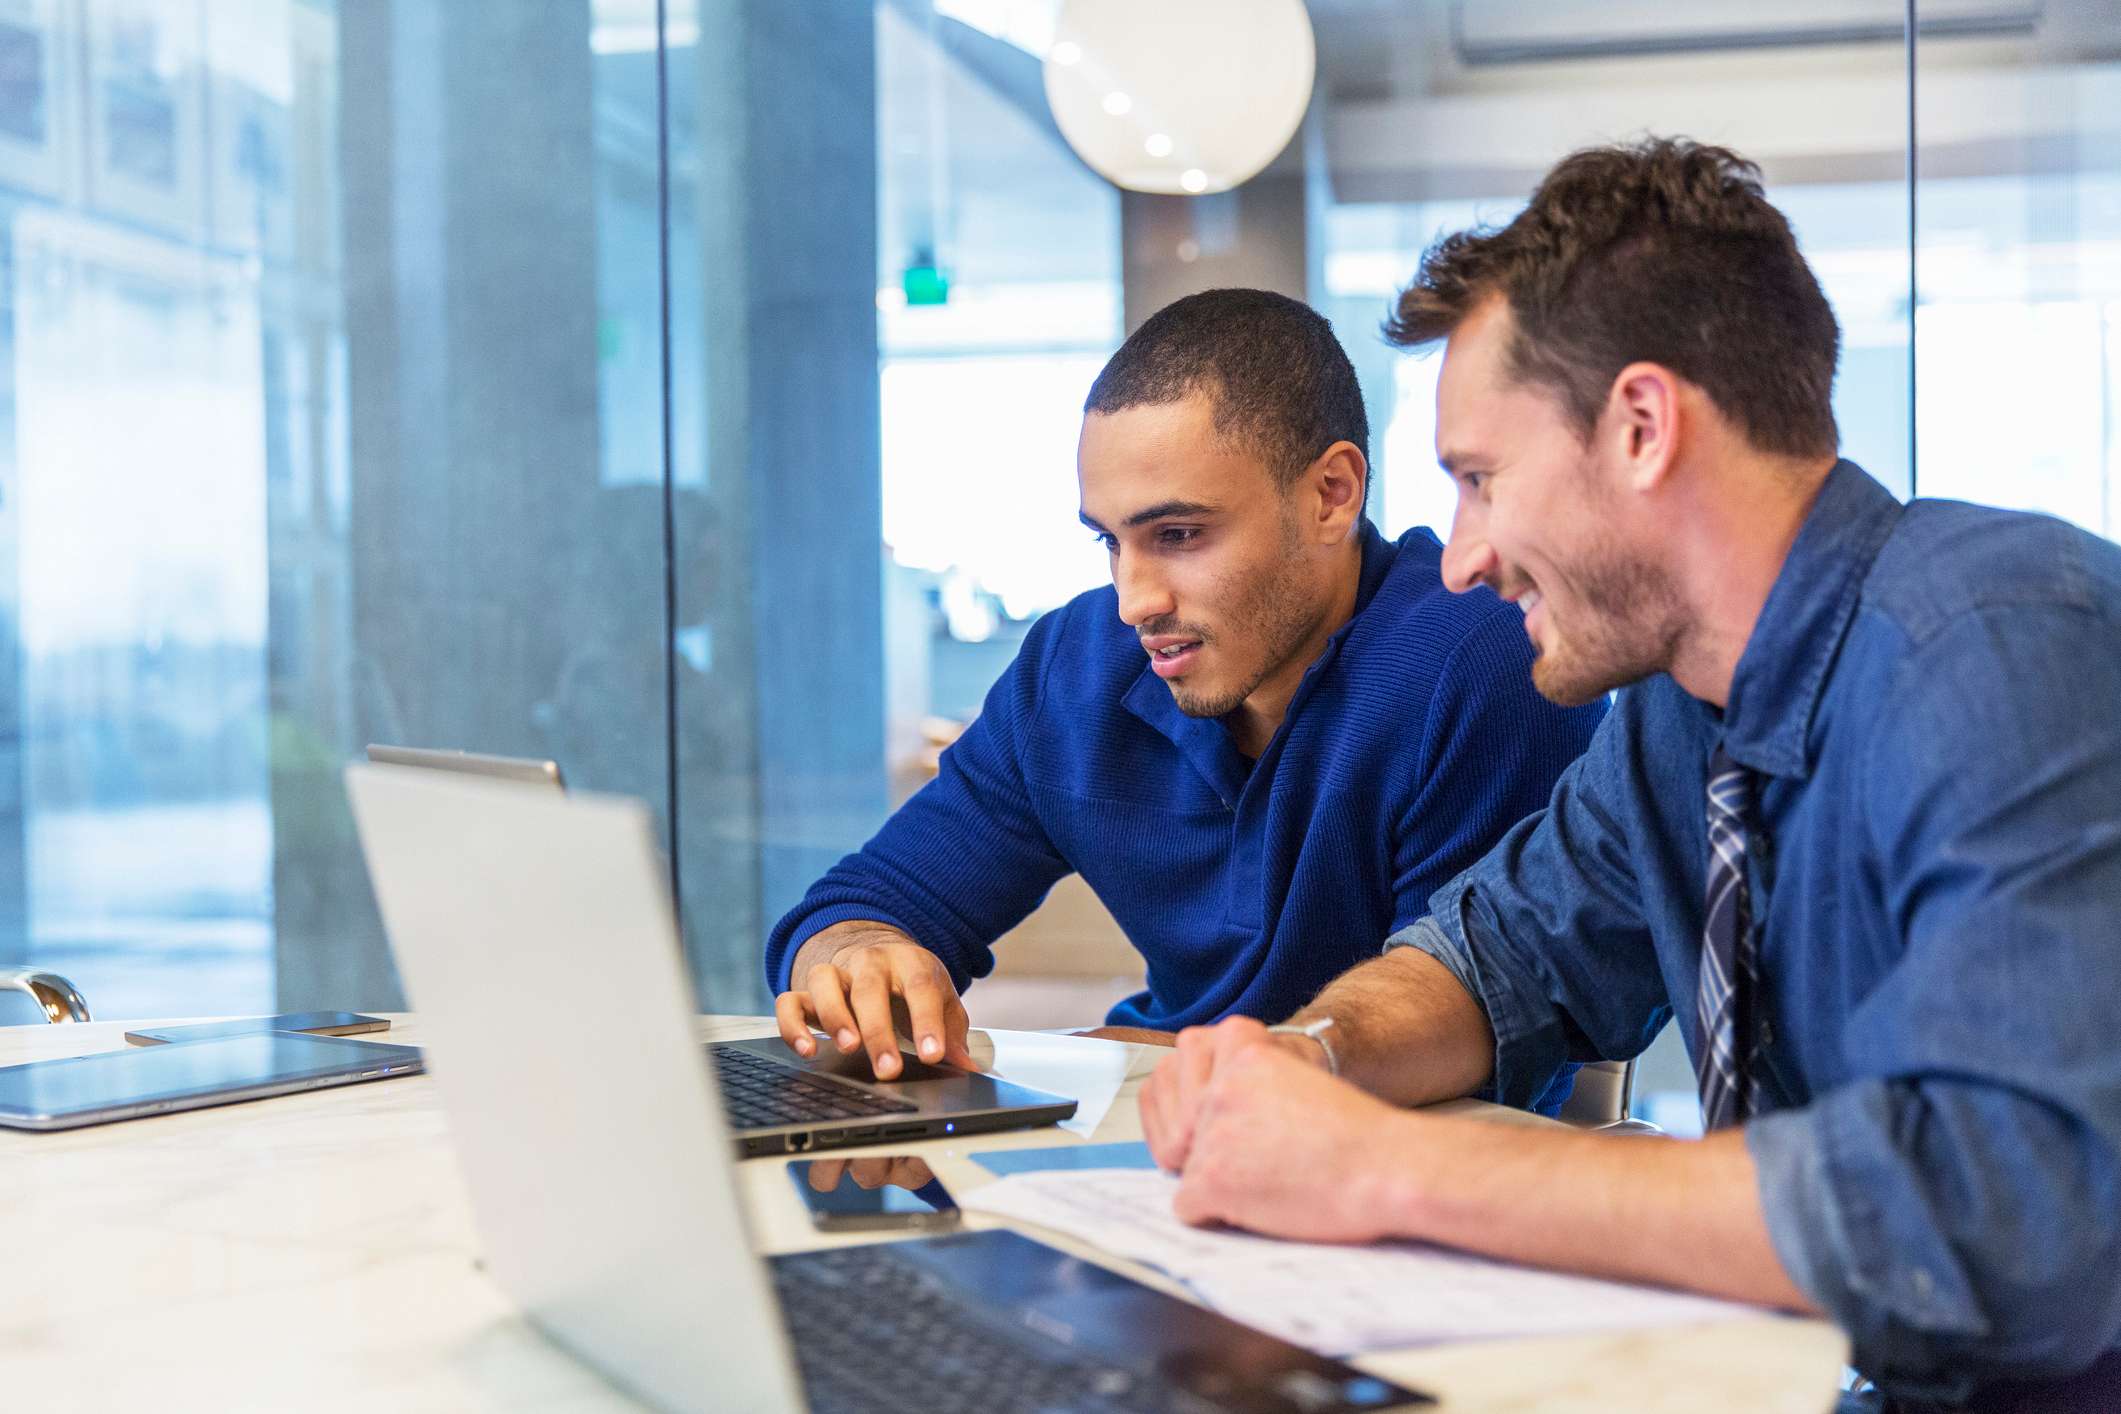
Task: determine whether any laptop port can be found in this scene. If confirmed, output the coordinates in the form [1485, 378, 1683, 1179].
[882, 1124, 926, 1139]
[788, 1131, 812, 1152]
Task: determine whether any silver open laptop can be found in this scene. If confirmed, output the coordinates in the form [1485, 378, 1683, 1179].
[359, 747, 1076, 1154]
[344, 763, 1429, 1414]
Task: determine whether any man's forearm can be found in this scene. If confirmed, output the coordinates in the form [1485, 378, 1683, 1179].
[1170, 1038, 1816, 1314]
[1287, 945, 1496, 1106]
[1380, 1115, 1816, 1311]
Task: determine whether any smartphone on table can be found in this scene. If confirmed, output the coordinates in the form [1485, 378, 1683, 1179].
[788, 1154, 961, 1232]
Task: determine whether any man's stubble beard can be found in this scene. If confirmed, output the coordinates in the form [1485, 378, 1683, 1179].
[1527, 529, 1686, 708]
[1168, 514, 1319, 720]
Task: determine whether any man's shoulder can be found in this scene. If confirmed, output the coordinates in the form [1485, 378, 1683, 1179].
[1863, 499, 2121, 646]
[1009, 583, 1149, 699]
[1340, 528, 1534, 686]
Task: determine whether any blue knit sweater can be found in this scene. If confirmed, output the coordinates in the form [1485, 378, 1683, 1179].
[767, 522, 1605, 1054]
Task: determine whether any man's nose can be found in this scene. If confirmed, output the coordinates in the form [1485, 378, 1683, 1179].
[1113, 552, 1175, 627]
[1439, 518, 1498, 596]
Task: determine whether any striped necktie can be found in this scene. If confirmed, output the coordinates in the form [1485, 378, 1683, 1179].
[1695, 744, 1762, 1131]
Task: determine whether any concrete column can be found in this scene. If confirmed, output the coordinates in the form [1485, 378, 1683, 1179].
[682, 2, 887, 1010]
[278, 0, 606, 1010]
[1121, 176, 1309, 335]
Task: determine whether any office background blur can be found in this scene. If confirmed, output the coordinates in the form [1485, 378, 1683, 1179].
[1, 1, 2114, 1123]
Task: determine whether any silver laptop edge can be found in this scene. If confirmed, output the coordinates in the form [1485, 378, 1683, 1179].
[344, 762, 805, 1414]
[364, 743, 565, 789]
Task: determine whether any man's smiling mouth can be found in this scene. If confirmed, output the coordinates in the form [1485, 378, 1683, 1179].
[1141, 634, 1205, 677]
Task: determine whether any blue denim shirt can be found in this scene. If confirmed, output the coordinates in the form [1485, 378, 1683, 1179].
[1397, 461, 2121, 1403]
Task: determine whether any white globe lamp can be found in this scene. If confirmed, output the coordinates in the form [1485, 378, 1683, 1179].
[1043, 0, 1317, 196]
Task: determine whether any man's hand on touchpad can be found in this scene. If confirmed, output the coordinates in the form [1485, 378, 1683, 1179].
[774, 936, 977, 1078]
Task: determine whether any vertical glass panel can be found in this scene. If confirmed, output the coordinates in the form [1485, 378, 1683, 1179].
[661, 1, 1122, 1013]
[1, 0, 285, 1020]
[876, 1, 1132, 1025]
[286, 0, 670, 1015]
[1913, 1, 2121, 537]
[0, 1, 669, 1020]
[874, 0, 1119, 762]
[665, 0, 890, 1011]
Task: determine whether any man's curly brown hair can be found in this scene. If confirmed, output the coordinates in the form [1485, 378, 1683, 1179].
[1386, 137, 1840, 460]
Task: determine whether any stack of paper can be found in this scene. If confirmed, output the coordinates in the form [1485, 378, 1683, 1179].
[963, 1168, 1763, 1355]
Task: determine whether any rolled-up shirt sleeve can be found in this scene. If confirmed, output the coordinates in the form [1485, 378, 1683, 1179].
[1390, 699, 1672, 1111]
[1745, 606, 2121, 1397]
[1749, 1082, 2121, 1403]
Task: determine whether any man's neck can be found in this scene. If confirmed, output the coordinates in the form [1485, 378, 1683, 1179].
[1225, 541, 1365, 758]
[1666, 454, 1837, 708]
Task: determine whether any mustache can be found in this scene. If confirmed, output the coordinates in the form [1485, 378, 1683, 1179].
[1137, 619, 1212, 644]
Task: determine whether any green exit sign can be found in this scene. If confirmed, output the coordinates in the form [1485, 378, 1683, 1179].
[902, 263, 950, 306]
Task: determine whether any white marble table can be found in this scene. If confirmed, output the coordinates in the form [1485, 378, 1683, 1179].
[0, 1015, 1847, 1412]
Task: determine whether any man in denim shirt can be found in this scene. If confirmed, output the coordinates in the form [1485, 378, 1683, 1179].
[1141, 139, 2121, 1411]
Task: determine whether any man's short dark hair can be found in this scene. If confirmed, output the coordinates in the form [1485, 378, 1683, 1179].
[1085, 288, 1369, 488]
[1386, 137, 1840, 460]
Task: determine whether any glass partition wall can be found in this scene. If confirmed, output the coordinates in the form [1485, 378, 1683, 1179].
[1913, 2, 2121, 538]
[0, 1, 681, 1020]
[0, 2, 2111, 1040]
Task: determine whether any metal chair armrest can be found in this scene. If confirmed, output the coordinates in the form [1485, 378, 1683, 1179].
[0, 967, 92, 1023]
[1558, 1057, 1632, 1127]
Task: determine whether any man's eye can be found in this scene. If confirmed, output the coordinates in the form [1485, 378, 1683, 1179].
[1091, 531, 1117, 552]
[1158, 526, 1201, 546]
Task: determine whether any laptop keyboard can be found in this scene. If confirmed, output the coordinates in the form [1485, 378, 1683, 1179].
[773, 1244, 1215, 1414]
[710, 1043, 918, 1131]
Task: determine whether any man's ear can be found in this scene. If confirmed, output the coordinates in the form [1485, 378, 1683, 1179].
[1606, 362, 1682, 493]
[1305, 440, 1368, 542]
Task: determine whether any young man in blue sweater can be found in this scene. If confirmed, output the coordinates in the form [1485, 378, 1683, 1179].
[766, 289, 1605, 1089]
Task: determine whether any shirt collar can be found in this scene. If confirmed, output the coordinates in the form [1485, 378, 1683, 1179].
[1720, 459, 1902, 780]
[1349, 516, 1394, 622]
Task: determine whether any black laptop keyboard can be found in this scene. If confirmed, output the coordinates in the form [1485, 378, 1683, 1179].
[773, 1244, 1213, 1414]
[710, 1043, 918, 1130]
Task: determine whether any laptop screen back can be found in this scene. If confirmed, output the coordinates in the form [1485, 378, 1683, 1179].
[344, 763, 803, 1414]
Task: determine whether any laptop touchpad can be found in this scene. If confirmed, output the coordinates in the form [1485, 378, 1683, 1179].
[799, 1045, 958, 1085]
